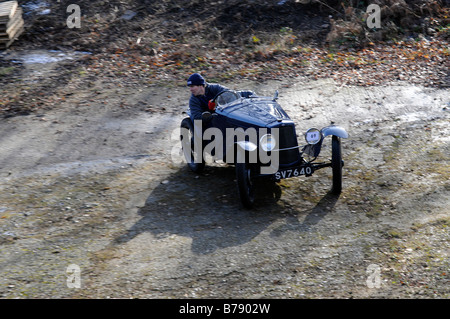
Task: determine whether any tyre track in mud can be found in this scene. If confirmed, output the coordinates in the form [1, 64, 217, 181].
[0, 77, 448, 298]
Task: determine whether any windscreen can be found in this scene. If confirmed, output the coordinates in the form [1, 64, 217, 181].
[216, 91, 241, 107]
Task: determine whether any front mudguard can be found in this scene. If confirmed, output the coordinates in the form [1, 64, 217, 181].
[302, 125, 348, 158]
[321, 125, 349, 139]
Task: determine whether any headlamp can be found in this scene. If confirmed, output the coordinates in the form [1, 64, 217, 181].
[305, 128, 322, 145]
[260, 134, 276, 152]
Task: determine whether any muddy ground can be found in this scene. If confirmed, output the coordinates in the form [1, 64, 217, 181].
[0, 50, 448, 298]
[0, 0, 449, 300]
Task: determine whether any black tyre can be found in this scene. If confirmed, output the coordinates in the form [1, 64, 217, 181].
[236, 161, 255, 209]
[331, 135, 342, 194]
[180, 117, 205, 173]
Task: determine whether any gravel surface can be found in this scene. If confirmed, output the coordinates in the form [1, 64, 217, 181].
[0, 63, 448, 298]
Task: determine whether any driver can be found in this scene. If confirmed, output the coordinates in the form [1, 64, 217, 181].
[187, 73, 228, 122]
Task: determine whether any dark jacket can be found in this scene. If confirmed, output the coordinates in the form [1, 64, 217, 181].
[189, 83, 228, 121]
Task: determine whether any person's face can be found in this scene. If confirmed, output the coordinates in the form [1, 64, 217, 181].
[189, 85, 205, 96]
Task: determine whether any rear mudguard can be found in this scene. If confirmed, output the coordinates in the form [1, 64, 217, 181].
[302, 125, 348, 157]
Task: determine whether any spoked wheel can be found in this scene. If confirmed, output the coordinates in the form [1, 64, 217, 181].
[331, 135, 343, 194]
[180, 117, 205, 173]
[236, 161, 256, 209]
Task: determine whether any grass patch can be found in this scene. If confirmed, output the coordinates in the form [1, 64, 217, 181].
[0, 67, 15, 77]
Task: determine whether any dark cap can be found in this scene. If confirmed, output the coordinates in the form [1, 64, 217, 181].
[187, 73, 206, 86]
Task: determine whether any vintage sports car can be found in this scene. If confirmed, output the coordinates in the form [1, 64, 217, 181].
[180, 90, 348, 208]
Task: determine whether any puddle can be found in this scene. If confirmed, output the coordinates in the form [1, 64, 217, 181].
[22, 0, 51, 15]
[3, 50, 91, 65]
[0, 49, 91, 83]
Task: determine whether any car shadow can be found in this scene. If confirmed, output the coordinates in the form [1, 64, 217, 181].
[113, 164, 340, 255]
[270, 190, 341, 237]
[113, 164, 285, 254]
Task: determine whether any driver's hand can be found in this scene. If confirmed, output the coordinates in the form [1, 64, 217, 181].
[208, 100, 216, 111]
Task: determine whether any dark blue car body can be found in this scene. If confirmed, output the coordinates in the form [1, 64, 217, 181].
[180, 90, 348, 208]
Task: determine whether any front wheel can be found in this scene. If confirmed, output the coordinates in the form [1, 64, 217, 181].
[331, 135, 342, 194]
[236, 162, 255, 209]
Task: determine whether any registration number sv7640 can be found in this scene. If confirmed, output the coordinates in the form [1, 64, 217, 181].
[274, 166, 314, 180]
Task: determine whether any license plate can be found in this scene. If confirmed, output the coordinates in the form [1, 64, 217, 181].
[274, 165, 314, 180]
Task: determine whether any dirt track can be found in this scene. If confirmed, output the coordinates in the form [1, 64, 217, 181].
[0, 51, 448, 299]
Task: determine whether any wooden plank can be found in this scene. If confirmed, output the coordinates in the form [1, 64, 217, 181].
[0, 1, 18, 25]
[0, 25, 22, 49]
[0, 1, 18, 15]
[0, 16, 22, 39]
[0, 23, 23, 41]
[0, 38, 15, 49]
[0, 2, 22, 49]
[0, 4, 21, 18]
[0, 1, 18, 19]
[5, 9, 23, 29]
[0, 7, 22, 32]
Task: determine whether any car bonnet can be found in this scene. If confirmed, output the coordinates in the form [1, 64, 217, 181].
[221, 98, 291, 127]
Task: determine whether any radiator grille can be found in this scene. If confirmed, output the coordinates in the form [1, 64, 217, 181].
[276, 126, 300, 165]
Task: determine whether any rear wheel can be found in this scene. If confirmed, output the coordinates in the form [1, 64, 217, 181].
[331, 135, 342, 194]
[180, 117, 205, 173]
[236, 161, 255, 209]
